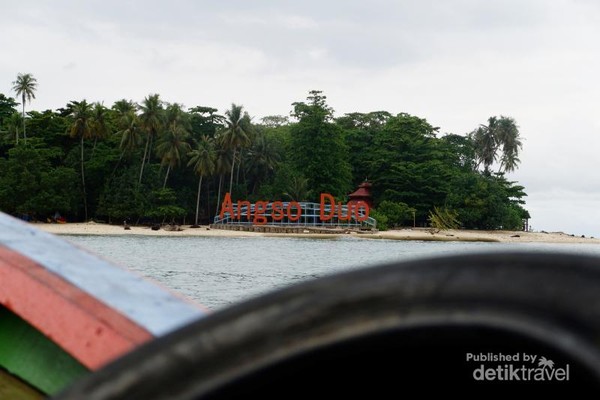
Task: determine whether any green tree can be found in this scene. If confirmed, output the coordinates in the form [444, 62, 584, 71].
[112, 99, 137, 116]
[24, 110, 69, 150]
[188, 106, 224, 139]
[97, 165, 148, 222]
[245, 131, 281, 195]
[0, 145, 78, 218]
[438, 133, 477, 172]
[139, 94, 164, 184]
[283, 175, 312, 201]
[260, 115, 289, 128]
[375, 200, 414, 228]
[11, 73, 38, 143]
[90, 102, 111, 153]
[156, 103, 191, 188]
[338, 111, 392, 187]
[471, 116, 522, 173]
[117, 111, 142, 155]
[290, 90, 352, 199]
[213, 143, 232, 209]
[146, 188, 186, 223]
[187, 136, 216, 226]
[0, 94, 18, 132]
[496, 117, 522, 172]
[445, 172, 528, 230]
[66, 100, 94, 220]
[368, 113, 450, 222]
[0, 84, 532, 232]
[221, 103, 251, 196]
[112, 100, 142, 172]
[3, 112, 22, 145]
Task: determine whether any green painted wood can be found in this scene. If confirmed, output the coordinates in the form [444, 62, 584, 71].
[0, 369, 44, 400]
[0, 306, 89, 395]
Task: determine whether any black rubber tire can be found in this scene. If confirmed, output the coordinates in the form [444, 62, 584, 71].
[54, 251, 600, 399]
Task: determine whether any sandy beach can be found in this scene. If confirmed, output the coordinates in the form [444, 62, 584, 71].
[33, 222, 600, 244]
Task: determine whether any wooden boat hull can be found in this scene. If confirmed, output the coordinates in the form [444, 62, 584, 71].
[0, 213, 206, 397]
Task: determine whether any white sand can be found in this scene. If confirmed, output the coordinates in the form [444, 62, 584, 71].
[32, 222, 600, 244]
[376, 228, 600, 244]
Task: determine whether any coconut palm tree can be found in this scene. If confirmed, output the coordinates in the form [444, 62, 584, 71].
[214, 143, 233, 210]
[117, 111, 143, 155]
[471, 117, 498, 173]
[112, 99, 140, 157]
[139, 94, 164, 184]
[471, 116, 522, 174]
[246, 132, 281, 194]
[187, 136, 216, 226]
[67, 100, 93, 220]
[283, 175, 311, 202]
[221, 103, 251, 196]
[496, 116, 522, 173]
[112, 99, 137, 117]
[90, 102, 111, 155]
[156, 103, 191, 188]
[107, 110, 143, 180]
[4, 112, 22, 144]
[11, 73, 38, 142]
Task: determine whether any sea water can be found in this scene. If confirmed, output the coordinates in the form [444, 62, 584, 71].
[63, 235, 600, 311]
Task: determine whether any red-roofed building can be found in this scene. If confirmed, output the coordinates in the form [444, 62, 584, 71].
[348, 181, 373, 209]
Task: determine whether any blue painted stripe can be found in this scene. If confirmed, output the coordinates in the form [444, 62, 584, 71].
[0, 213, 206, 336]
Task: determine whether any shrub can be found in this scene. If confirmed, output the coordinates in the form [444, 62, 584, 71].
[428, 206, 460, 230]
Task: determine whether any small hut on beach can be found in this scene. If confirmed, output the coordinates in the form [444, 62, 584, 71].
[348, 181, 373, 209]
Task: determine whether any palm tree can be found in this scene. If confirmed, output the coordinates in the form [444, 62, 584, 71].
[214, 143, 232, 210]
[117, 111, 143, 155]
[67, 100, 93, 220]
[139, 94, 163, 184]
[283, 175, 311, 202]
[187, 136, 216, 226]
[156, 103, 191, 188]
[112, 99, 137, 116]
[496, 116, 522, 173]
[470, 116, 522, 173]
[4, 112, 22, 144]
[107, 110, 143, 179]
[246, 132, 280, 194]
[112, 99, 140, 157]
[90, 102, 111, 155]
[221, 103, 251, 196]
[11, 73, 38, 142]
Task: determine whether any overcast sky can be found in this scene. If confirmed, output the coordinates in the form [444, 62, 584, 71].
[1, 0, 599, 236]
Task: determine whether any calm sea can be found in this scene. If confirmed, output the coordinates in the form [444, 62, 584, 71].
[63, 235, 600, 311]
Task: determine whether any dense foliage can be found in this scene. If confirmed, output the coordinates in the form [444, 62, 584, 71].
[0, 81, 529, 229]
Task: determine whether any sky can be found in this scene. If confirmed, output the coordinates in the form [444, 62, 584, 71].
[1, 0, 599, 237]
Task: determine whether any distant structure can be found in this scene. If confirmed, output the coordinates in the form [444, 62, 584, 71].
[212, 201, 375, 229]
[348, 181, 373, 209]
[212, 182, 377, 230]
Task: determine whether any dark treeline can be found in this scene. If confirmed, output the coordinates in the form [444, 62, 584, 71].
[0, 84, 529, 230]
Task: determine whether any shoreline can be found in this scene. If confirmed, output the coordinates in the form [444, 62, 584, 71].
[32, 222, 600, 244]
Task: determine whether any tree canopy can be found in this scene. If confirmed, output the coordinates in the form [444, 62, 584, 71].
[0, 82, 529, 230]
[289, 90, 352, 199]
[11, 73, 38, 142]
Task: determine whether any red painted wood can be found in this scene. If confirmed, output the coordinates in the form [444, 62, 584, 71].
[0, 246, 153, 370]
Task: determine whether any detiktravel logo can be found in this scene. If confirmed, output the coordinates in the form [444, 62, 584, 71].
[466, 352, 570, 382]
